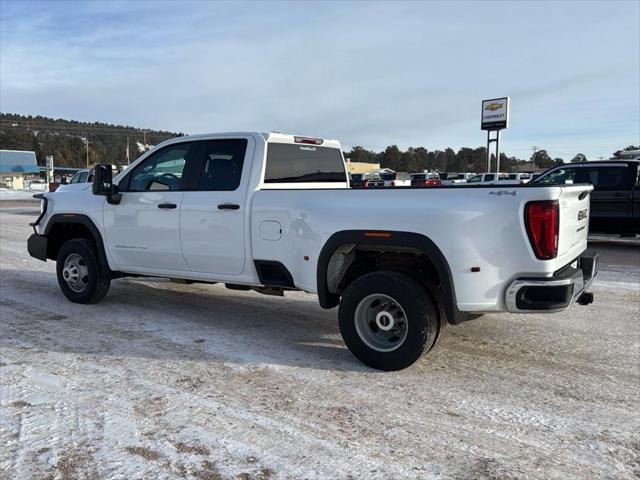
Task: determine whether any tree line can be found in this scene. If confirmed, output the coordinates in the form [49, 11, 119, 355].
[0, 113, 180, 168]
[1, 113, 637, 173]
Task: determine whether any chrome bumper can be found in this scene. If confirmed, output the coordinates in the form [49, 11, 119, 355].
[505, 250, 598, 313]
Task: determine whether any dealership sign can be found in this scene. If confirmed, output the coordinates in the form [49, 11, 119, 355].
[481, 97, 509, 130]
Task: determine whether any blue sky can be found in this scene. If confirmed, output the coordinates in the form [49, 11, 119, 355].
[1, 0, 638, 160]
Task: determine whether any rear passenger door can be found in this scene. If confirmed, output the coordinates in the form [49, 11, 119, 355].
[180, 137, 255, 275]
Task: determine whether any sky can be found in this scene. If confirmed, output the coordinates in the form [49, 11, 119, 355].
[0, 0, 639, 160]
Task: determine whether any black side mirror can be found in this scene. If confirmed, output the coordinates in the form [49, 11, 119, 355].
[93, 164, 113, 195]
[92, 165, 121, 204]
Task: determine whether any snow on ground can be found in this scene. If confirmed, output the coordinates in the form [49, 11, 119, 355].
[0, 189, 41, 201]
[0, 201, 639, 479]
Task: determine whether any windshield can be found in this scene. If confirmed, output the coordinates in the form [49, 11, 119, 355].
[265, 143, 346, 183]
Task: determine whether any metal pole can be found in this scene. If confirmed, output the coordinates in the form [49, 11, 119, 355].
[85, 138, 89, 168]
[486, 131, 491, 172]
[495, 130, 501, 173]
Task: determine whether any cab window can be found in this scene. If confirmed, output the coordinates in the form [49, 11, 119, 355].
[537, 167, 578, 185]
[196, 139, 247, 191]
[125, 142, 198, 192]
[578, 166, 633, 190]
[467, 175, 482, 183]
[70, 171, 88, 184]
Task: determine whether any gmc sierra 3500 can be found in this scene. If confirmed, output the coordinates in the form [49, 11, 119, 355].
[28, 132, 597, 370]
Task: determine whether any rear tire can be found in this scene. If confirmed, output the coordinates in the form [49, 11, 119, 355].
[339, 271, 438, 371]
[56, 238, 111, 304]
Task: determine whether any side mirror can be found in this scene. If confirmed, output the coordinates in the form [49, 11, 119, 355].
[92, 164, 121, 204]
[93, 164, 114, 195]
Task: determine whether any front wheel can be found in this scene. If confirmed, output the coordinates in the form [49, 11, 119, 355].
[56, 238, 111, 304]
[339, 271, 439, 371]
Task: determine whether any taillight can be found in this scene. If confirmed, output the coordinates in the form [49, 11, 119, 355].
[391, 180, 396, 187]
[363, 180, 369, 188]
[294, 136, 323, 145]
[525, 200, 559, 260]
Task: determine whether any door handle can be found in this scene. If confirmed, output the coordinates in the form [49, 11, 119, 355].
[218, 203, 240, 210]
[158, 203, 177, 209]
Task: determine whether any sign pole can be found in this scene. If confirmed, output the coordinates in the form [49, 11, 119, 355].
[495, 130, 501, 173]
[486, 131, 491, 172]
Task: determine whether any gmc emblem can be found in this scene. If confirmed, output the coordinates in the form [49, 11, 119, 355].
[577, 209, 588, 221]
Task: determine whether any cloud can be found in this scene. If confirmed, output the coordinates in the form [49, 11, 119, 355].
[1, 0, 638, 159]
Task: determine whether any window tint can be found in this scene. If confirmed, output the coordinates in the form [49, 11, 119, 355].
[578, 166, 631, 190]
[412, 174, 426, 180]
[127, 142, 197, 192]
[197, 139, 247, 191]
[70, 171, 87, 184]
[485, 174, 495, 181]
[265, 143, 345, 183]
[537, 167, 577, 184]
[468, 175, 482, 183]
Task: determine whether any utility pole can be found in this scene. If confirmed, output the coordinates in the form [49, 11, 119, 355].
[597, 156, 605, 161]
[126, 136, 130, 164]
[84, 137, 90, 168]
[531, 146, 538, 169]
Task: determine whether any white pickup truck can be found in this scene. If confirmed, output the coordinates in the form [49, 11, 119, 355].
[28, 132, 598, 370]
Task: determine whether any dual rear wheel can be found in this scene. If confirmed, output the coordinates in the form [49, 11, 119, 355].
[338, 271, 441, 371]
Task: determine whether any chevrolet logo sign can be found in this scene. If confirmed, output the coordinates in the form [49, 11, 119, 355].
[484, 103, 503, 111]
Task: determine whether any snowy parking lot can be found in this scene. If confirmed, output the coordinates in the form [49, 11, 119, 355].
[1, 199, 638, 480]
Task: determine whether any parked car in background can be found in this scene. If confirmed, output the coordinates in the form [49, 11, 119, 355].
[384, 172, 411, 187]
[350, 173, 366, 188]
[533, 159, 639, 235]
[411, 172, 442, 187]
[362, 173, 385, 188]
[56, 169, 94, 192]
[27, 180, 48, 191]
[465, 172, 510, 184]
[442, 172, 475, 185]
[507, 172, 532, 184]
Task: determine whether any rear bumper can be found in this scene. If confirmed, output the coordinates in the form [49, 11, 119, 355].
[28, 233, 48, 262]
[505, 250, 598, 313]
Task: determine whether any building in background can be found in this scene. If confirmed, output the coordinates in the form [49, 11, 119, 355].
[345, 159, 381, 174]
[0, 150, 40, 189]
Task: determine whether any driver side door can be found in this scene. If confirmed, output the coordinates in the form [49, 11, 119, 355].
[104, 140, 202, 271]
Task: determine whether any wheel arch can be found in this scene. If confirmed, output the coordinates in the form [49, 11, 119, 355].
[317, 230, 468, 324]
[44, 214, 112, 274]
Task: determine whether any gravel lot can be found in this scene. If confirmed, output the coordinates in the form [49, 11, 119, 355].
[1, 200, 638, 480]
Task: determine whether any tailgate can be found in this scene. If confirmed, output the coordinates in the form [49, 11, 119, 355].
[557, 184, 593, 263]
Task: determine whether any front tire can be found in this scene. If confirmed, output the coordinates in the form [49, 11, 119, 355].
[339, 271, 438, 371]
[56, 238, 111, 304]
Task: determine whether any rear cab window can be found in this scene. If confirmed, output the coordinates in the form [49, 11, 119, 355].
[264, 141, 348, 187]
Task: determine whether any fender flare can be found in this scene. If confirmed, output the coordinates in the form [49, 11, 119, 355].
[316, 230, 466, 324]
[43, 214, 112, 274]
